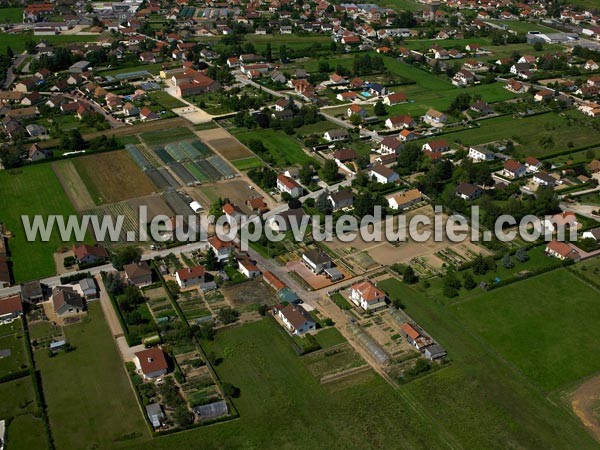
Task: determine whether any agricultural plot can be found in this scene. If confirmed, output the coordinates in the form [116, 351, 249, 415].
[125, 144, 153, 170]
[155, 148, 176, 164]
[127, 195, 174, 220]
[379, 278, 600, 450]
[52, 161, 96, 211]
[452, 269, 600, 392]
[0, 322, 28, 377]
[302, 343, 366, 381]
[140, 127, 196, 146]
[165, 141, 202, 162]
[207, 155, 236, 178]
[234, 129, 316, 167]
[206, 137, 254, 161]
[144, 286, 179, 323]
[232, 156, 264, 171]
[0, 164, 85, 282]
[145, 168, 176, 190]
[184, 161, 210, 182]
[169, 162, 197, 185]
[194, 158, 222, 181]
[83, 201, 139, 247]
[162, 191, 194, 217]
[72, 151, 157, 205]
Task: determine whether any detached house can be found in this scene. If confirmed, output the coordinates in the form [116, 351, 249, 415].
[350, 280, 386, 311]
[0, 295, 23, 322]
[52, 286, 85, 317]
[387, 189, 423, 210]
[238, 259, 260, 278]
[533, 172, 555, 187]
[277, 174, 303, 198]
[72, 244, 109, 265]
[502, 160, 526, 178]
[379, 136, 403, 155]
[385, 114, 415, 130]
[456, 182, 483, 200]
[328, 190, 354, 211]
[123, 261, 153, 287]
[134, 347, 168, 380]
[468, 146, 495, 162]
[208, 236, 235, 261]
[370, 164, 399, 184]
[423, 108, 447, 126]
[383, 92, 407, 106]
[422, 139, 449, 153]
[545, 240, 580, 261]
[302, 249, 332, 274]
[277, 303, 316, 336]
[175, 265, 205, 288]
[324, 129, 349, 142]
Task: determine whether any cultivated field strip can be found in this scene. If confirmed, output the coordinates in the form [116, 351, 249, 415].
[125, 144, 153, 170]
[162, 191, 194, 216]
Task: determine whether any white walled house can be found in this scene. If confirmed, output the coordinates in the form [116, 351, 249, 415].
[369, 164, 399, 184]
[350, 281, 387, 311]
[277, 174, 303, 198]
[175, 265, 205, 288]
[277, 303, 316, 336]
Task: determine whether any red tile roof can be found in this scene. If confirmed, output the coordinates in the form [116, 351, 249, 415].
[135, 347, 168, 375]
[0, 295, 22, 316]
[176, 265, 205, 281]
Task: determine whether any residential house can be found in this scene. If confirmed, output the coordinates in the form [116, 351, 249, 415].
[534, 89, 554, 102]
[246, 196, 269, 214]
[379, 136, 403, 155]
[332, 148, 358, 163]
[263, 271, 286, 292]
[533, 172, 555, 187]
[383, 92, 407, 106]
[347, 104, 367, 118]
[72, 244, 109, 265]
[277, 303, 316, 336]
[324, 129, 349, 142]
[468, 146, 495, 162]
[399, 129, 418, 142]
[456, 182, 483, 200]
[52, 286, 85, 316]
[525, 157, 542, 173]
[21, 281, 45, 304]
[470, 100, 493, 115]
[505, 78, 529, 93]
[387, 189, 423, 210]
[385, 114, 415, 130]
[28, 143, 51, 161]
[582, 228, 600, 241]
[0, 295, 23, 322]
[223, 203, 245, 224]
[545, 240, 580, 261]
[369, 164, 399, 184]
[175, 265, 205, 288]
[302, 249, 332, 274]
[328, 190, 354, 211]
[134, 347, 168, 380]
[452, 69, 475, 87]
[336, 91, 359, 102]
[266, 208, 307, 233]
[123, 261, 153, 287]
[422, 139, 449, 153]
[423, 108, 447, 126]
[238, 259, 260, 278]
[277, 174, 303, 198]
[350, 280, 386, 311]
[208, 236, 235, 261]
[502, 160, 526, 178]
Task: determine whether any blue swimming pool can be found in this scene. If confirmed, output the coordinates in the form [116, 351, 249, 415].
[361, 91, 371, 97]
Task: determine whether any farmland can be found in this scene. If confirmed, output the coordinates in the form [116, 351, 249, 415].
[126, 318, 452, 450]
[379, 277, 599, 450]
[234, 129, 316, 167]
[0, 322, 28, 376]
[140, 127, 196, 146]
[452, 269, 600, 392]
[0, 377, 48, 450]
[0, 165, 86, 282]
[71, 151, 157, 205]
[0, 7, 23, 23]
[36, 303, 148, 450]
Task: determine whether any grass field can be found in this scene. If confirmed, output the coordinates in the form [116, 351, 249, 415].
[491, 20, 558, 34]
[0, 165, 85, 282]
[0, 7, 23, 23]
[72, 151, 157, 205]
[452, 269, 600, 392]
[126, 318, 451, 449]
[99, 62, 167, 77]
[0, 33, 99, 53]
[148, 91, 186, 110]
[313, 327, 346, 349]
[140, 127, 195, 146]
[379, 277, 599, 450]
[381, 54, 453, 91]
[231, 156, 264, 170]
[445, 111, 600, 157]
[36, 303, 147, 450]
[0, 377, 48, 450]
[0, 321, 28, 376]
[234, 129, 316, 167]
[244, 33, 331, 51]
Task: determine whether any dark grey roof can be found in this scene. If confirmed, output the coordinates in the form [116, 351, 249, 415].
[303, 248, 331, 265]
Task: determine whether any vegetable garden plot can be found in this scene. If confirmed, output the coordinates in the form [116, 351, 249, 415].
[194, 158, 221, 181]
[207, 155, 236, 178]
[184, 162, 209, 183]
[192, 140, 212, 156]
[154, 147, 175, 164]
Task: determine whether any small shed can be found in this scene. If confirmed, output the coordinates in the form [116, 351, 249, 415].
[193, 400, 228, 420]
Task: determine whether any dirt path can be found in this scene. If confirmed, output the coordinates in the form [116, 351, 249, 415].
[570, 374, 600, 442]
[95, 275, 125, 339]
[52, 161, 96, 211]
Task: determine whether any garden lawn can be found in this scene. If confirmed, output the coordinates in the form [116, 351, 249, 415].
[314, 327, 346, 349]
[378, 277, 599, 450]
[36, 303, 148, 450]
[231, 156, 264, 170]
[0, 164, 85, 282]
[0, 377, 48, 450]
[148, 91, 186, 109]
[0, 322, 28, 376]
[0, 33, 98, 53]
[451, 269, 600, 392]
[125, 318, 450, 450]
[234, 129, 316, 166]
[380, 55, 452, 90]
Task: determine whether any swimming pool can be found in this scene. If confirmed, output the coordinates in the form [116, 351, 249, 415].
[361, 91, 371, 97]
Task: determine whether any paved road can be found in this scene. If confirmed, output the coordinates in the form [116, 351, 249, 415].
[3, 53, 27, 89]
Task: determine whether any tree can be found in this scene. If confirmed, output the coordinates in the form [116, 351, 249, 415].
[319, 159, 339, 183]
[472, 254, 488, 275]
[110, 246, 142, 270]
[374, 100, 386, 116]
[349, 113, 362, 126]
[222, 382, 240, 398]
[204, 248, 219, 271]
[533, 41, 544, 52]
[443, 271, 461, 294]
[288, 198, 302, 210]
[402, 266, 418, 284]
[6, 46, 13, 60]
[502, 253, 514, 269]
[316, 191, 332, 214]
[217, 306, 240, 324]
[299, 162, 314, 185]
[515, 247, 529, 263]
[463, 273, 476, 290]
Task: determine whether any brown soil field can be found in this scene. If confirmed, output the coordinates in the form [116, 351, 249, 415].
[569, 374, 600, 443]
[206, 137, 253, 160]
[193, 179, 260, 214]
[127, 195, 174, 221]
[52, 161, 96, 211]
[221, 279, 277, 307]
[73, 150, 157, 205]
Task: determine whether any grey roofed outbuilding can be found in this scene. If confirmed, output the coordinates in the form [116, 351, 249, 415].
[424, 344, 447, 360]
[69, 60, 91, 73]
[324, 267, 343, 281]
[79, 278, 96, 291]
[49, 340, 66, 350]
[193, 400, 228, 420]
[277, 287, 300, 304]
[146, 403, 165, 428]
[0, 349, 11, 358]
[21, 280, 44, 303]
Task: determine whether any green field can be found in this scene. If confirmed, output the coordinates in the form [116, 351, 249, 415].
[445, 111, 600, 157]
[36, 303, 148, 449]
[313, 327, 346, 349]
[126, 318, 451, 449]
[0, 377, 48, 450]
[0, 7, 23, 23]
[491, 20, 558, 34]
[100, 62, 167, 77]
[381, 55, 452, 91]
[0, 321, 28, 376]
[234, 129, 317, 167]
[148, 91, 186, 110]
[0, 165, 84, 282]
[0, 33, 99, 53]
[231, 156, 264, 170]
[379, 277, 599, 450]
[452, 269, 600, 392]
[244, 33, 331, 51]
[140, 126, 196, 145]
